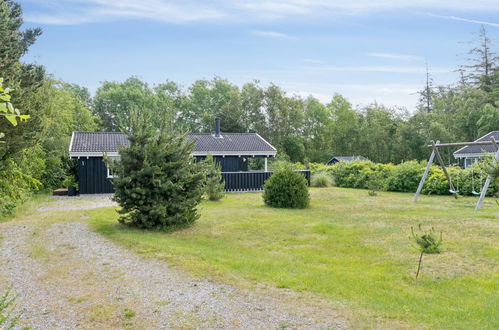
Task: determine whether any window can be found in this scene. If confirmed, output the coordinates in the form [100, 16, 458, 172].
[107, 166, 115, 178]
[106, 156, 120, 179]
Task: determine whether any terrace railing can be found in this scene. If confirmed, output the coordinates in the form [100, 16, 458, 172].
[221, 170, 311, 192]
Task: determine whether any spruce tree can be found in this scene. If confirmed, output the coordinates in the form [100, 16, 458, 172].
[110, 117, 206, 229]
[204, 154, 225, 201]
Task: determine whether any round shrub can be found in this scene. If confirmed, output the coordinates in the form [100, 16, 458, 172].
[311, 172, 333, 187]
[263, 169, 310, 208]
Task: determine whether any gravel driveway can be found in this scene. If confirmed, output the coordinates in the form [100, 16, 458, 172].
[0, 196, 346, 329]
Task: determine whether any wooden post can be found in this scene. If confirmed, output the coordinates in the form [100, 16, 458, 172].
[413, 140, 438, 202]
[433, 142, 457, 194]
[476, 137, 499, 210]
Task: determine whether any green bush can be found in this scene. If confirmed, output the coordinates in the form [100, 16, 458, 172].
[310, 159, 496, 197]
[0, 146, 44, 217]
[263, 168, 310, 209]
[326, 160, 393, 190]
[111, 124, 206, 230]
[204, 154, 225, 201]
[311, 172, 333, 187]
[386, 160, 424, 192]
[309, 162, 331, 174]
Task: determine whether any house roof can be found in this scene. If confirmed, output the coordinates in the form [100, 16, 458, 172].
[453, 131, 499, 157]
[69, 131, 276, 157]
[187, 133, 276, 156]
[327, 156, 368, 164]
[69, 132, 130, 155]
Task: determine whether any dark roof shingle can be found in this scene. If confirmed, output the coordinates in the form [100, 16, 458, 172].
[453, 131, 499, 156]
[70, 132, 130, 153]
[187, 133, 276, 153]
[70, 131, 276, 155]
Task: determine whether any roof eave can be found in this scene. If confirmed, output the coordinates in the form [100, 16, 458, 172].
[192, 150, 277, 157]
[69, 151, 120, 158]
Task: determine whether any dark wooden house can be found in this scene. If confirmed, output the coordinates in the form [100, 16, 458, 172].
[69, 119, 277, 194]
[326, 155, 368, 165]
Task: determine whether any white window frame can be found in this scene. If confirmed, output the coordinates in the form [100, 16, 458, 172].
[106, 156, 120, 179]
[106, 166, 115, 179]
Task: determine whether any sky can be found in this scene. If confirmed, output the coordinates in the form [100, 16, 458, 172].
[19, 0, 499, 112]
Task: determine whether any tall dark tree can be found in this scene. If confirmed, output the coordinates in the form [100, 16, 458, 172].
[419, 63, 434, 113]
[0, 0, 45, 161]
[460, 26, 497, 90]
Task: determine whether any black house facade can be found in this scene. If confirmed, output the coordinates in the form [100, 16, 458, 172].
[69, 120, 277, 194]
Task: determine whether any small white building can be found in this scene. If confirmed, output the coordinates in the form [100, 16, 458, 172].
[453, 131, 499, 168]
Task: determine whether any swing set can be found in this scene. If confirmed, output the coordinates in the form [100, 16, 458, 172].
[413, 136, 499, 210]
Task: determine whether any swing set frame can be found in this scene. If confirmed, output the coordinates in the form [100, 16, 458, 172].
[413, 137, 499, 210]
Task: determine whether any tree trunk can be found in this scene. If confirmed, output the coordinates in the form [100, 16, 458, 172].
[416, 251, 424, 280]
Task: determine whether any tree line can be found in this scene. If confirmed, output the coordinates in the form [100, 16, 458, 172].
[0, 0, 498, 216]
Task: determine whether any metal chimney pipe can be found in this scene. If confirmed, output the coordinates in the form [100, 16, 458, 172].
[215, 118, 221, 137]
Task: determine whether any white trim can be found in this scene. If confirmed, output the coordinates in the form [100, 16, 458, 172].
[106, 166, 115, 179]
[191, 150, 276, 157]
[71, 150, 276, 158]
[70, 151, 120, 158]
[68, 131, 75, 154]
[453, 152, 492, 159]
[255, 133, 277, 152]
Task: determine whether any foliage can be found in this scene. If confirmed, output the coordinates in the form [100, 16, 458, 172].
[268, 152, 307, 172]
[0, 78, 29, 141]
[0, 287, 21, 329]
[367, 171, 384, 196]
[386, 160, 425, 192]
[315, 159, 497, 197]
[263, 168, 310, 208]
[411, 224, 443, 254]
[328, 160, 393, 190]
[0, 0, 45, 161]
[110, 116, 206, 229]
[411, 224, 443, 280]
[204, 154, 225, 201]
[311, 172, 333, 187]
[281, 136, 305, 163]
[0, 145, 44, 215]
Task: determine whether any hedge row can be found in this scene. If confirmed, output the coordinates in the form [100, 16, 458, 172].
[310, 160, 497, 196]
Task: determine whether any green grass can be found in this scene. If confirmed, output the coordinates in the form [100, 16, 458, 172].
[0, 192, 52, 223]
[87, 188, 499, 329]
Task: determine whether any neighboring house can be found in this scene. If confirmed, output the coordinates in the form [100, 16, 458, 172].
[69, 119, 277, 194]
[326, 155, 368, 165]
[453, 130, 499, 169]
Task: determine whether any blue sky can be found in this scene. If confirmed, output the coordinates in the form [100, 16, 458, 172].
[19, 0, 499, 111]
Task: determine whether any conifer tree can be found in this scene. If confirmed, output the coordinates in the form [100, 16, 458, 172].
[204, 154, 225, 201]
[111, 113, 207, 229]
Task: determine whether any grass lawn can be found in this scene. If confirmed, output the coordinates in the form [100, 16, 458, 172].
[87, 188, 499, 329]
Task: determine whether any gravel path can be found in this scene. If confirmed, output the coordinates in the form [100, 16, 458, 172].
[0, 196, 347, 329]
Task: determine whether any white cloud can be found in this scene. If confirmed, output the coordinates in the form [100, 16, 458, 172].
[302, 65, 451, 74]
[24, 0, 225, 25]
[251, 30, 293, 39]
[367, 53, 424, 62]
[24, 0, 499, 25]
[427, 14, 499, 27]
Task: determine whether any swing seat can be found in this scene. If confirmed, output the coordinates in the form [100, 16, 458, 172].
[472, 190, 481, 196]
[449, 189, 459, 194]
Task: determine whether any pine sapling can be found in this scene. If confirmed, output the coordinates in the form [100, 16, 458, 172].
[204, 154, 225, 201]
[411, 224, 443, 280]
